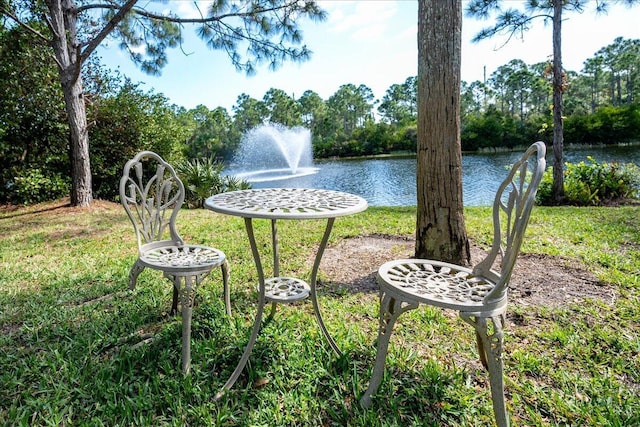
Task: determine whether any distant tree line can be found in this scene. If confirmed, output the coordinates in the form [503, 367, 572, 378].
[1, 25, 639, 204]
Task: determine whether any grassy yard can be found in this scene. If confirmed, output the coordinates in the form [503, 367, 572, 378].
[1, 200, 638, 426]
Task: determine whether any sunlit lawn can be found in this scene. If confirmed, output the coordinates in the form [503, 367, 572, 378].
[1, 200, 638, 426]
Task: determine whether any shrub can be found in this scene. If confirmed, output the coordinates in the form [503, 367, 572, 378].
[535, 171, 554, 205]
[175, 157, 251, 208]
[537, 156, 640, 205]
[11, 169, 69, 205]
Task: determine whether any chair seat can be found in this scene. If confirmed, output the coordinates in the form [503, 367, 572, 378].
[140, 244, 225, 273]
[377, 258, 502, 312]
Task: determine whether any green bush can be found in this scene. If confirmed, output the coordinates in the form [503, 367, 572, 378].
[11, 169, 69, 205]
[564, 104, 640, 144]
[537, 156, 640, 205]
[461, 107, 544, 151]
[535, 170, 554, 205]
[175, 157, 251, 208]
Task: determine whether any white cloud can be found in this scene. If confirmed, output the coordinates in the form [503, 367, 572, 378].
[171, 1, 213, 19]
[130, 43, 146, 54]
[352, 23, 387, 41]
[396, 23, 417, 43]
[320, 0, 398, 40]
[324, 3, 345, 25]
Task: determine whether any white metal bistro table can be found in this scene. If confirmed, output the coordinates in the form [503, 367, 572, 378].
[204, 188, 368, 398]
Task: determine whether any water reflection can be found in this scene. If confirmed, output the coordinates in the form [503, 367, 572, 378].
[238, 145, 640, 207]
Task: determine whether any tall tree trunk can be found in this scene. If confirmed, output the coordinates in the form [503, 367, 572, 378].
[47, 0, 93, 207]
[62, 68, 93, 206]
[552, 0, 564, 203]
[590, 74, 597, 114]
[415, 0, 469, 264]
[616, 74, 622, 105]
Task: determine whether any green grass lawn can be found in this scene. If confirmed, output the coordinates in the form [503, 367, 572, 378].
[1, 200, 638, 426]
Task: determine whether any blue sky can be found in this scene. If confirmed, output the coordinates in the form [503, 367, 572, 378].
[96, 1, 639, 113]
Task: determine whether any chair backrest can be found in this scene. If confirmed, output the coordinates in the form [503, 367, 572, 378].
[473, 141, 546, 305]
[119, 151, 185, 251]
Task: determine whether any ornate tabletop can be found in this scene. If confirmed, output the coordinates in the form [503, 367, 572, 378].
[204, 188, 368, 219]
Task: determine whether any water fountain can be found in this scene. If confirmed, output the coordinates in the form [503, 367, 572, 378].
[231, 123, 319, 183]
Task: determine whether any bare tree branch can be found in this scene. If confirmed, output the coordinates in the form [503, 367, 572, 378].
[80, 0, 138, 62]
[76, 1, 294, 24]
[0, 4, 63, 68]
[44, 13, 60, 40]
[0, 5, 51, 44]
[471, 11, 552, 44]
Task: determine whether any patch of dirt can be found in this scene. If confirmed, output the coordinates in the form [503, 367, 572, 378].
[319, 234, 617, 308]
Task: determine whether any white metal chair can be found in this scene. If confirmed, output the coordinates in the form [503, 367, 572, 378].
[360, 141, 547, 427]
[120, 151, 231, 374]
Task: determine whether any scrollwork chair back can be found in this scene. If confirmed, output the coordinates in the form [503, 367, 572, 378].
[120, 151, 230, 374]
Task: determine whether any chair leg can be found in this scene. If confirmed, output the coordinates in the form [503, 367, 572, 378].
[171, 285, 180, 315]
[461, 313, 508, 427]
[176, 275, 199, 375]
[360, 290, 419, 408]
[221, 259, 231, 316]
[476, 330, 489, 370]
[128, 261, 145, 290]
[162, 272, 181, 315]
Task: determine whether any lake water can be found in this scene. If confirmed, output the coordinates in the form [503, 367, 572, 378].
[234, 145, 640, 207]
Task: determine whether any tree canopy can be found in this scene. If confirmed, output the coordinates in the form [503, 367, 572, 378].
[0, 0, 326, 206]
[1, 8, 639, 206]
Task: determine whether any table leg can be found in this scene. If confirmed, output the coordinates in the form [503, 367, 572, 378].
[310, 217, 341, 355]
[267, 219, 278, 319]
[271, 219, 280, 277]
[215, 217, 266, 400]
